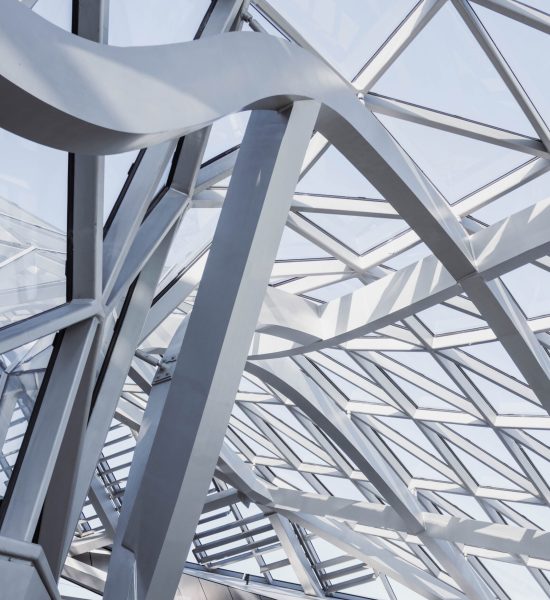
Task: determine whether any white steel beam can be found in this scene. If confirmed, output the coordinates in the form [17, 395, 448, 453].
[103, 103, 320, 600]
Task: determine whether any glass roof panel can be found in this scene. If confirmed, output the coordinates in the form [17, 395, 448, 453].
[275, 226, 332, 261]
[376, 114, 530, 203]
[501, 263, 550, 319]
[108, 0, 209, 46]
[373, 2, 537, 135]
[159, 206, 220, 289]
[481, 559, 547, 600]
[472, 167, 550, 224]
[268, 0, 416, 79]
[345, 576, 392, 600]
[473, 4, 550, 129]
[297, 147, 383, 198]
[303, 213, 408, 255]
[33, 0, 71, 29]
[416, 302, 487, 335]
[204, 114, 250, 162]
[466, 371, 544, 416]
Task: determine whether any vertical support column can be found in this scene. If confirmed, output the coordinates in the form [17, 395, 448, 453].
[103, 101, 320, 600]
[68, 154, 103, 301]
[68, 0, 108, 300]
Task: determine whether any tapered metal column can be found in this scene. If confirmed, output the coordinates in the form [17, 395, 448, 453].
[103, 101, 320, 600]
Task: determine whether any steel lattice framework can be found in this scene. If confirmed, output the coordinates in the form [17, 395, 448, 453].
[0, 0, 550, 599]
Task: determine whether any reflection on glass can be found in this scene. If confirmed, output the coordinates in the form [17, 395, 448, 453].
[0, 129, 66, 327]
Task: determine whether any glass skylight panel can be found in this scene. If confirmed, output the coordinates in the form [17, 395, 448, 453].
[275, 226, 332, 260]
[473, 4, 550, 131]
[521, 0, 550, 11]
[383, 241, 431, 270]
[304, 212, 408, 255]
[388, 578, 435, 600]
[466, 370, 545, 415]
[377, 114, 531, 203]
[501, 263, 550, 319]
[372, 2, 537, 135]
[385, 373, 458, 411]
[384, 437, 453, 484]
[472, 167, 550, 224]
[297, 146, 383, 198]
[108, 0, 209, 46]
[0, 333, 54, 498]
[33, 0, 71, 29]
[460, 341, 528, 382]
[344, 575, 391, 600]
[304, 276, 363, 302]
[316, 473, 366, 500]
[268, 0, 416, 79]
[436, 491, 490, 521]
[481, 559, 547, 600]
[504, 499, 550, 531]
[203, 113, 250, 162]
[416, 301, 488, 335]
[160, 206, 220, 283]
[382, 350, 465, 393]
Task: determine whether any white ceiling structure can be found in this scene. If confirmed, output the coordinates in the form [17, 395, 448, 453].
[1, 1, 550, 599]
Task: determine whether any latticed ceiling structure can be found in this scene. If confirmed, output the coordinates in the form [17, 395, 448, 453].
[0, 0, 550, 599]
